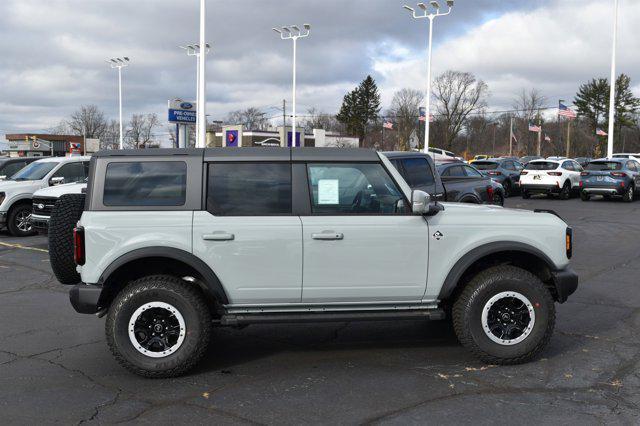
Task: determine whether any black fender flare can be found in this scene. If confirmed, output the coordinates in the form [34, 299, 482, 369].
[97, 247, 229, 305]
[437, 241, 557, 300]
[459, 194, 481, 204]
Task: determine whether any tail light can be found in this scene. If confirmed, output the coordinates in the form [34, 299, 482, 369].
[520, 171, 528, 175]
[580, 172, 589, 176]
[487, 171, 502, 176]
[486, 185, 494, 200]
[547, 172, 562, 176]
[611, 172, 626, 177]
[74, 227, 85, 266]
[566, 227, 573, 259]
[579, 181, 583, 187]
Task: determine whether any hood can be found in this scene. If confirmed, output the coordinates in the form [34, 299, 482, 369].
[33, 182, 87, 198]
[438, 202, 566, 226]
[0, 180, 43, 194]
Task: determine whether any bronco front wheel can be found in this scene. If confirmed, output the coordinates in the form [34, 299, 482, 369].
[452, 265, 555, 365]
[106, 275, 212, 378]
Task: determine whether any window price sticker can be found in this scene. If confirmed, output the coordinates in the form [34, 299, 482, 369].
[318, 179, 339, 205]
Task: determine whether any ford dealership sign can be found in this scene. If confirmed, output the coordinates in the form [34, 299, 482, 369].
[168, 99, 197, 124]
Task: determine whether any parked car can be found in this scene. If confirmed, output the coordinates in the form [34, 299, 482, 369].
[574, 157, 592, 167]
[580, 158, 640, 202]
[519, 156, 543, 166]
[0, 156, 90, 236]
[520, 159, 583, 200]
[470, 155, 489, 162]
[31, 181, 87, 233]
[0, 157, 43, 181]
[471, 158, 524, 197]
[383, 152, 504, 205]
[427, 147, 464, 163]
[612, 153, 640, 162]
[547, 156, 568, 161]
[52, 147, 577, 378]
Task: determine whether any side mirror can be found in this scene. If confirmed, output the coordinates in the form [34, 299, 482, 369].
[50, 176, 65, 186]
[412, 190, 444, 216]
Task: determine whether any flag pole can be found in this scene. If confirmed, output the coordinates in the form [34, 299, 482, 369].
[537, 117, 542, 157]
[509, 116, 514, 156]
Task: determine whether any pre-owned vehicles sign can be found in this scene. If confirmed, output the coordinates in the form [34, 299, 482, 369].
[168, 99, 197, 124]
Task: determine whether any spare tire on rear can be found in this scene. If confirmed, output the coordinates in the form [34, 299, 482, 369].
[49, 193, 85, 285]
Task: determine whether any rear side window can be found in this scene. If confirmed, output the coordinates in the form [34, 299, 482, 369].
[104, 161, 187, 206]
[586, 161, 622, 171]
[207, 163, 291, 216]
[400, 158, 435, 187]
[525, 162, 558, 171]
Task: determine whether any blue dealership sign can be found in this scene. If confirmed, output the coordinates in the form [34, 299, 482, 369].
[168, 99, 197, 124]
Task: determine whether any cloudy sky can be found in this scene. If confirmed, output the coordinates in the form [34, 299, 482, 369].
[0, 0, 638, 142]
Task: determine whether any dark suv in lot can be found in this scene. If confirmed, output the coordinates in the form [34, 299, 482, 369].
[471, 158, 524, 197]
[383, 152, 504, 205]
[580, 158, 640, 202]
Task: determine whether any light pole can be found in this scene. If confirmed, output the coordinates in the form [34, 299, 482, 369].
[273, 24, 311, 147]
[403, 1, 453, 155]
[180, 43, 211, 145]
[106, 57, 130, 149]
[606, 0, 619, 158]
[196, 0, 207, 148]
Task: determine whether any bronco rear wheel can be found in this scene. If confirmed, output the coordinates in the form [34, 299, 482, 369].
[106, 275, 212, 378]
[452, 265, 555, 365]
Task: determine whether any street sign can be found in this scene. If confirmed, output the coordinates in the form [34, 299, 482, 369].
[168, 99, 197, 124]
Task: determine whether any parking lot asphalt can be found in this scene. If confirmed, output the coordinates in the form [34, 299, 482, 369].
[1, 196, 639, 425]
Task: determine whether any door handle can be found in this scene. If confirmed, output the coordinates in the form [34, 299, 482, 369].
[202, 232, 235, 241]
[312, 232, 344, 241]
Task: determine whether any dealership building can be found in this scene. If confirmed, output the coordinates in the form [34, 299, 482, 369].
[3, 134, 93, 157]
[210, 125, 359, 148]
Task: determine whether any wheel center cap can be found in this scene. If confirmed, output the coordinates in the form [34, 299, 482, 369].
[153, 324, 163, 333]
[501, 313, 510, 321]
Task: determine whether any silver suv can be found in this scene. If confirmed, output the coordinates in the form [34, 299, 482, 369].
[53, 148, 578, 378]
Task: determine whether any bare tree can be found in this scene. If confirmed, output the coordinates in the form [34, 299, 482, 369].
[226, 107, 269, 130]
[512, 89, 547, 154]
[66, 105, 108, 138]
[100, 119, 120, 150]
[432, 70, 489, 149]
[125, 113, 159, 149]
[388, 88, 424, 151]
[303, 108, 340, 132]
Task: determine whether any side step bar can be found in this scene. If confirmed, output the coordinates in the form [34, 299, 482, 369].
[220, 309, 446, 326]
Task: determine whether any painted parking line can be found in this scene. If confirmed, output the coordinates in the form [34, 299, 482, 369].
[0, 242, 48, 253]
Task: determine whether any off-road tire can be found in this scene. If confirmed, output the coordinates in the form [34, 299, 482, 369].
[48, 194, 85, 284]
[7, 202, 37, 237]
[580, 192, 590, 202]
[559, 181, 571, 200]
[622, 184, 635, 203]
[452, 265, 555, 365]
[106, 275, 212, 378]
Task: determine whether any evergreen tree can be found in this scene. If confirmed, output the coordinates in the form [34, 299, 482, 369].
[336, 75, 381, 145]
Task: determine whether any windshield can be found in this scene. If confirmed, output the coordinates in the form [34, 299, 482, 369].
[525, 162, 558, 171]
[472, 162, 499, 170]
[586, 161, 622, 171]
[10, 162, 56, 181]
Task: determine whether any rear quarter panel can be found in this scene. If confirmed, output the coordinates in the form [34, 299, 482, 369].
[78, 211, 194, 284]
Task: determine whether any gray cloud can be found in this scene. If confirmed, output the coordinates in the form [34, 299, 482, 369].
[1, 0, 634, 143]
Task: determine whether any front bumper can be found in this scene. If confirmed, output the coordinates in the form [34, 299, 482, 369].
[550, 267, 578, 303]
[30, 213, 50, 230]
[69, 285, 103, 314]
[521, 183, 560, 194]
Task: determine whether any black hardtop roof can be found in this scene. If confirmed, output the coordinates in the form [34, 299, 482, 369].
[93, 147, 380, 162]
[381, 151, 429, 159]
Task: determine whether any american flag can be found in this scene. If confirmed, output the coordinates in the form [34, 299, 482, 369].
[558, 102, 577, 119]
[596, 128, 608, 137]
[528, 121, 542, 133]
[383, 122, 394, 130]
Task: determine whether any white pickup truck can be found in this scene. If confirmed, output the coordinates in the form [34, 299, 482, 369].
[49, 148, 578, 378]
